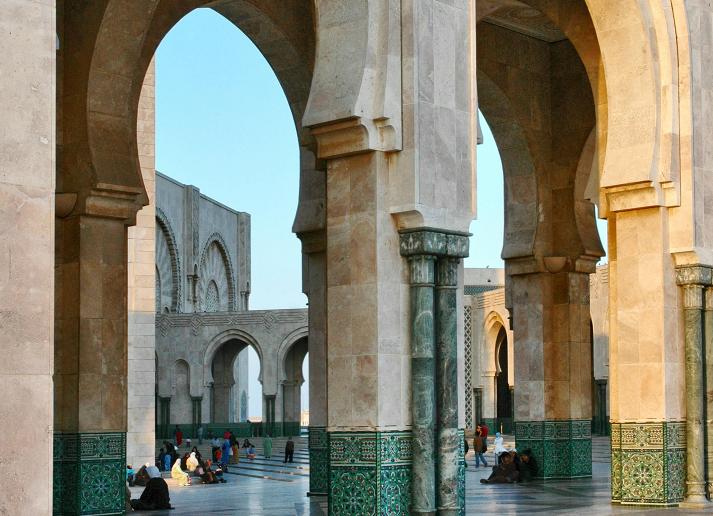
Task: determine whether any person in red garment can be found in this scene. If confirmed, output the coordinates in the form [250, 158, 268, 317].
[479, 422, 489, 439]
[174, 426, 183, 447]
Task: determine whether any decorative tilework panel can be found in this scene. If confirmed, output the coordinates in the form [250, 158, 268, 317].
[458, 429, 466, 516]
[329, 431, 411, 516]
[515, 420, 592, 479]
[309, 426, 329, 495]
[464, 306, 473, 429]
[54, 432, 126, 515]
[611, 421, 685, 506]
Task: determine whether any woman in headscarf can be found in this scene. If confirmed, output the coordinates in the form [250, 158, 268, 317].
[171, 458, 191, 486]
[186, 451, 199, 473]
[130, 477, 172, 510]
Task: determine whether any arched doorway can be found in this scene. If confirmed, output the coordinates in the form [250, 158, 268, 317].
[209, 339, 249, 425]
[494, 327, 512, 434]
[280, 336, 308, 436]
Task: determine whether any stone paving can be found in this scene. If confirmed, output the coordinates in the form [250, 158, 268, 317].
[131, 437, 710, 515]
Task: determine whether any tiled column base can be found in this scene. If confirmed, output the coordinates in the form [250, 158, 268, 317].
[611, 422, 685, 506]
[308, 426, 329, 496]
[329, 431, 411, 515]
[53, 432, 126, 515]
[515, 420, 592, 479]
[458, 429, 466, 516]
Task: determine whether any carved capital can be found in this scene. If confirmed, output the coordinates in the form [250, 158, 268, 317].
[399, 228, 470, 259]
[69, 183, 144, 224]
[676, 265, 713, 287]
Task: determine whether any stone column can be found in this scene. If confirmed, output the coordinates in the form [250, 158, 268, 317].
[436, 257, 460, 514]
[191, 397, 203, 438]
[677, 266, 711, 507]
[399, 230, 468, 515]
[705, 287, 713, 499]
[407, 254, 437, 514]
[55, 190, 141, 515]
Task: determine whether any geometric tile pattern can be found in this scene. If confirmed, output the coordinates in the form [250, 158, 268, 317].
[329, 431, 412, 516]
[309, 426, 329, 496]
[464, 306, 473, 429]
[515, 419, 592, 479]
[458, 429, 466, 516]
[54, 432, 126, 515]
[610, 421, 685, 506]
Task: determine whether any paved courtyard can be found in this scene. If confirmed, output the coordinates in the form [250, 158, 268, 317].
[130, 438, 709, 515]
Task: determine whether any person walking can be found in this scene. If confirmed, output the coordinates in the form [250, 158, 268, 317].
[473, 428, 488, 468]
[197, 425, 204, 445]
[263, 435, 273, 459]
[284, 436, 294, 463]
[174, 426, 183, 448]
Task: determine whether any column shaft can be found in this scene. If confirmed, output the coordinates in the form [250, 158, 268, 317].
[705, 287, 713, 498]
[683, 284, 707, 503]
[436, 258, 459, 514]
[409, 255, 437, 514]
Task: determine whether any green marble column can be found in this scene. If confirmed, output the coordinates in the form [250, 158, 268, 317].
[682, 283, 707, 504]
[407, 255, 437, 514]
[676, 265, 712, 506]
[436, 257, 459, 515]
[705, 287, 713, 499]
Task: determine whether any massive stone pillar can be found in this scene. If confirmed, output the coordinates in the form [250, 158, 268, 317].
[0, 2, 55, 513]
[299, 235, 329, 496]
[512, 268, 593, 479]
[55, 193, 141, 515]
[706, 287, 713, 499]
[608, 208, 686, 506]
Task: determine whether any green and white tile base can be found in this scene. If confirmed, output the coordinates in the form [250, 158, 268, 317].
[515, 419, 592, 479]
[53, 432, 126, 515]
[308, 426, 329, 496]
[610, 421, 685, 506]
[327, 430, 466, 515]
[328, 431, 412, 515]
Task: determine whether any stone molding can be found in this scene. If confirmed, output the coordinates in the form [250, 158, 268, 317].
[156, 309, 307, 337]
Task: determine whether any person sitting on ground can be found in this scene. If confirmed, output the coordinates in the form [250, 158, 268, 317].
[133, 464, 152, 487]
[211, 436, 221, 461]
[126, 464, 135, 487]
[130, 477, 172, 511]
[518, 449, 538, 482]
[247, 444, 256, 460]
[242, 438, 250, 449]
[180, 452, 190, 471]
[493, 432, 507, 462]
[480, 452, 520, 484]
[186, 451, 199, 473]
[191, 446, 199, 455]
[171, 458, 191, 486]
[197, 458, 226, 484]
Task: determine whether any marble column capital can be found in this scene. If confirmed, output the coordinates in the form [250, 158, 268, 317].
[682, 284, 705, 310]
[297, 229, 326, 254]
[436, 257, 460, 288]
[676, 265, 713, 287]
[399, 228, 470, 259]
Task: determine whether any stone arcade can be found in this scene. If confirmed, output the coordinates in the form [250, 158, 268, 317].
[3, 0, 713, 514]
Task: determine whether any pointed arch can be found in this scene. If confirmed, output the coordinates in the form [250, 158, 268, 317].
[197, 233, 236, 312]
[155, 207, 181, 313]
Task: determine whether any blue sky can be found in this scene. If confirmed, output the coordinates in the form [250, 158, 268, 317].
[156, 8, 606, 418]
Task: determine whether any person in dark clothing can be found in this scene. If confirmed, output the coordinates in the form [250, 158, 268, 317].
[157, 448, 166, 471]
[180, 452, 190, 471]
[518, 449, 538, 482]
[130, 477, 172, 511]
[284, 437, 295, 463]
[480, 452, 519, 484]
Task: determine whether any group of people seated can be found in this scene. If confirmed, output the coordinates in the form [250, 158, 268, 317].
[169, 447, 228, 486]
[479, 449, 538, 484]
